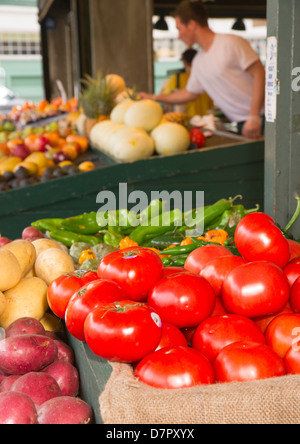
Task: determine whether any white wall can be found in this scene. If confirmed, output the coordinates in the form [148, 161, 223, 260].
[0, 5, 40, 33]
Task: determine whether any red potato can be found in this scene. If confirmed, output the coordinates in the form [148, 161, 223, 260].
[0, 237, 11, 247]
[10, 372, 62, 408]
[42, 360, 79, 397]
[54, 339, 75, 365]
[22, 226, 44, 242]
[5, 317, 46, 338]
[37, 396, 94, 424]
[0, 369, 8, 384]
[0, 375, 21, 392]
[0, 334, 58, 375]
[0, 391, 38, 424]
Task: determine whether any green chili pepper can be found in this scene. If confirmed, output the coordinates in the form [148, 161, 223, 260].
[160, 254, 189, 267]
[161, 257, 173, 267]
[49, 230, 103, 247]
[172, 254, 189, 267]
[142, 232, 184, 249]
[283, 196, 300, 235]
[129, 209, 184, 245]
[61, 212, 100, 235]
[163, 239, 240, 257]
[31, 218, 64, 232]
[139, 199, 166, 225]
[103, 231, 123, 247]
[205, 204, 259, 233]
[183, 196, 242, 237]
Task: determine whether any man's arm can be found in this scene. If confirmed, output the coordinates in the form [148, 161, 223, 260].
[139, 88, 198, 105]
[242, 60, 266, 139]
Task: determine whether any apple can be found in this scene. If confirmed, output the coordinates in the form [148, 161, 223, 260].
[11, 143, 31, 160]
[32, 135, 51, 152]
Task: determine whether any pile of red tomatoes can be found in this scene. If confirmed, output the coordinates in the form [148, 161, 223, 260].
[47, 212, 300, 390]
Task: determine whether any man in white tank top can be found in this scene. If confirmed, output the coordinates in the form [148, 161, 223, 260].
[141, 0, 265, 139]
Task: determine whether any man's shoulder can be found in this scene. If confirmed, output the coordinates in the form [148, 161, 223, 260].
[215, 33, 248, 46]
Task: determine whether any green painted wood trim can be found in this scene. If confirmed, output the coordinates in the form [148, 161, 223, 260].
[66, 332, 112, 425]
[265, 0, 300, 238]
[0, 141, 264, 217]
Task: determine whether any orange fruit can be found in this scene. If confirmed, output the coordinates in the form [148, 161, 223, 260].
[66, 134, 89, 153]
[0, 143, 9, 155]
[56, 137, 67, 149]
[43, 131, 60, 147]
[24, 134, 38, 150]
[62, 144, 79, 161]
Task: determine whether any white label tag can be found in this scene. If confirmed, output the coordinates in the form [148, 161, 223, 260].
[266, 36, 278, 123]
[151, 312, 162, 328]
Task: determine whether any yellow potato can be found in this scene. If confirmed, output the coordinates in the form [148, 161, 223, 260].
[0, 249, 22, 292]
[34, 248, 75, 286]
[0, 291, 6, 317]
[0, 277, 48, 329]
[40, 312, 64, 333]
[2, 240, 36, 277]
[32, 238, 67, 257]
[24, 267, 36, 278]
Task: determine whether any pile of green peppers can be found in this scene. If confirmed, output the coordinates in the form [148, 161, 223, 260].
[31, 196, 259, 267]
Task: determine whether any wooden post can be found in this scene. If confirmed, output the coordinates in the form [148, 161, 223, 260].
[265, 0, 300, 237]
[88, 0, 154, 92]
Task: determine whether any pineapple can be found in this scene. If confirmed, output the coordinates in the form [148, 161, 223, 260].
[79, 72, 119, 138]
[161, 112, 190, 129]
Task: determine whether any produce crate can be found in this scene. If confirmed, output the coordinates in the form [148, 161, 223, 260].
[0, 134, 264, 240]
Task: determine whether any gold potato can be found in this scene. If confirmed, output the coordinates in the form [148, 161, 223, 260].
[34, 248, 75, 286]
[40, 312, 64, 333]
[32, 238, 66, 257]
[0, 249, 22, 292]
[2, 240, 36, 277]
[0, 291, 6, 317]
[0, 277, 48, 329]
[24, 267, 36, 278]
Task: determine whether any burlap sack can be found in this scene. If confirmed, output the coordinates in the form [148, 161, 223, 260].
[99, 362, 300, 424]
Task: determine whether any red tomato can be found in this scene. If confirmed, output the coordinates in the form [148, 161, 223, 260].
[190, 128, 206, 148]
[180, 326, 197, 346]
[148, 271, 216, 328]
[180, 298, 229, 345]
[290, 276, 300, 313]
[84, 300, 162, 362]
[222, 261, 290, 317]
[211, 297, 228, 316]
[155, 322, 187, 351]
[200, 255, 247, 297]
[65, 279, 127, 341]
[214, 341, 286, 383]
[287, 239, 300, 261]
[234, 212, 291, 268]
[97, 247, 163, 301]
[192, 314, 266, 363]
[283, 257, 300, 287]
[265, 313, 300, 358]
[135, 346, 215, 389]
[47, 271, 98, 319]
[184, 244, 233, 275]
[253, 303, 293, 334]
[284, 346, 300, 374]
[161, 266, 187, 278]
